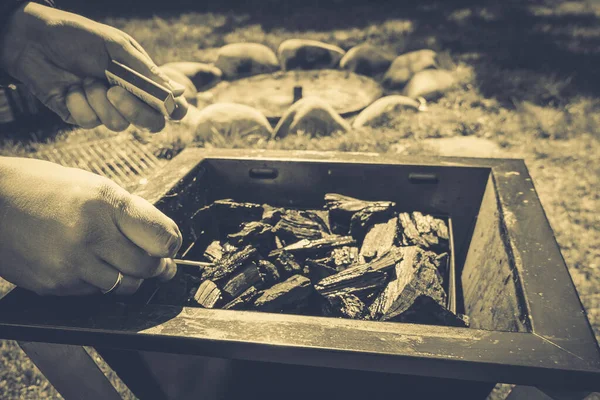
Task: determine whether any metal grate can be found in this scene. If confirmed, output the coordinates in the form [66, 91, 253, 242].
[32, 134, 166, 190]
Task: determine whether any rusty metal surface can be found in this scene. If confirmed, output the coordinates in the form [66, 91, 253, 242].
[1, 149, 599, 391]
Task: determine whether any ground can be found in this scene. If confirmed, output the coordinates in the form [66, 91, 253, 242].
[0, 0, 599, 398]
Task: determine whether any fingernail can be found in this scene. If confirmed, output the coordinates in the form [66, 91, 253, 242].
[168, 235, 182, 257]
[168, 80, 186, 95]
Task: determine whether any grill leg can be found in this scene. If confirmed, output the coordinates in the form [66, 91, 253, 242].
[18, 342, 121, 400]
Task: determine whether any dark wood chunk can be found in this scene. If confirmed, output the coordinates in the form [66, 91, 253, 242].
[330, 246, 359, 271]
[314, 247, 404, 300]
[272, 251, 303, 277]
[261, 204, 285, 225]
[222, 263, 264, 299]
[435, 252, 450, 284]
[212, 199, 264, 235]
[273, 210, 328, 244]
[202, 245, 259, 283]
[256, 260, 281, 286]
[396, 212, 449, 253]
[193, 280, 222, 308]
[253, 275, 313, 312]
[324, 193, 396, 235]
[359, 217, 398, 263]
[305, 257, 337, 281]
[204, 241, 225, 262]
[227, 221, 274, 249]
[350, 205, 396, 241]
[369, 246, 449, 322]
[222, 286, 262, 310]
[324, 294, 371, 320]
[386, 295, 468, 327]
[269, 236, 356, 258]
[222, 242, 239, 253]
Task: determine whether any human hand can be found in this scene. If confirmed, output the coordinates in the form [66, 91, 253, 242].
[0, 2, 188, 133]
[0, 157, 182, 296]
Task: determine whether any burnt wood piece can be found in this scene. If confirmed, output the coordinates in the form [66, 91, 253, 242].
[325, 294, 371, 320]
[269, 236, 356, 258]
[202, 246, 259, 283]
[253, 275, 313, 312]
[330, 246, 360, 271]
[222, 286, 262, 310]
[305, 258, 337, 281]
[272, 251, 304, 277]
[435, 252, 450, 285]
[222, 263, 264, 299]
[256, 260, 281, 286]
[387, 295, 468, 328]
[193, 280, 222, 308]
[359, 217, 398, 263]
[324, 193, 396, 235]
[261, 205, 285, 225]
[212, 199, 264, 236]
[273, 210, 329, 244]
[396, 212, 450, 253]
[204, 241, 225, 262]
[227, 221, 274, 250]
[314, 247, 404, 299]
[368, 247, 449, 322]
[349, 205, 396, 241]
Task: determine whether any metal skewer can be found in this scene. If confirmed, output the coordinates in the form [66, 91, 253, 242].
[173, 259, 213, 268]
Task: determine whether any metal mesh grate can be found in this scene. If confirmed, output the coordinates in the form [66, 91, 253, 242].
[32, 134, 166, 190]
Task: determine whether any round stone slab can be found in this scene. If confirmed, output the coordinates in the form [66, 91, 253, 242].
[207, 69, 383, 120]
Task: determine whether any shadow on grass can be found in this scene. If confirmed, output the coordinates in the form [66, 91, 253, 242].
[57, 0, 600, 107]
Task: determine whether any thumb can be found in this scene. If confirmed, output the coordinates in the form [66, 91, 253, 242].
[114, 193, 183, 258]
[106, 40, 186, 97]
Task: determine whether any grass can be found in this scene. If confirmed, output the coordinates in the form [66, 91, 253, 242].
[1, 0, 599, 398]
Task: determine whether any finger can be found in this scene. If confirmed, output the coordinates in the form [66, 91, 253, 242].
[80, 258, 144, 296]
[156, 258, 178, 282]
[93, 230, 168, 279]
[113, 193, 183, 258]
[83, 78, 130, 132]
[106, 38, 186, 97]
[106, 86, 166, 132]
[65, 87, 101, 129]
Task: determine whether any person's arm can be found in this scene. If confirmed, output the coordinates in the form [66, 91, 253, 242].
[0, 156, 181, 296]
[0, 1, 188, 132]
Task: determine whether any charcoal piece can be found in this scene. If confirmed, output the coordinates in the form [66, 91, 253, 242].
[350, 205, 396, 241]
[273, 210, 328, 244]
[222, 242, 239, 253]
[274, 236, 285, 249]
[253, 275, 313, 312]
[359, 217, 398, 262]
[386, 295, 468, 327]
[435, 252, 450, 284]
[150, 270, 200, 305]
[256, 260, 281, 286]
[324, 193, 396, 235]
[314, 247, 404, 300]
[212, 199, 264, 235]
[368, 246, 448, 321]
[204, 241, 225, 262]
[325, 294, 371, 320]
[273, 251, 303, 277]
[202, 245, 259, 283]
[330, 246, 359, 271]
[227, 221, 274, 249]
[396, 212, 449, 253]
[223, 286, 262, 310]
[222, 263, 264, 299]
[193, 280, 222, 308]
[269, 236, 356, 258]
[261, 205, 285, 225]
[305, 257, 337, 281]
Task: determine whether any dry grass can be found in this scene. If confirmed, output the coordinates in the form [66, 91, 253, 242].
[0, 0, 599, 398]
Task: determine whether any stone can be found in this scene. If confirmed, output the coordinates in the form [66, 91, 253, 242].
[193, 103, 273, 142]
[339, 44, 394, 76]
[402, 69, 455, 100]
[382, 49, 438, 89]
[273, 97, 351, 138]
[420, 137, 503, 158]
[160, 62, 222, 90]
[214, 43, 279, 79]
[352, 95, 422, 128]
[278, 39, 345, 70]
[159, 66, 198, 104]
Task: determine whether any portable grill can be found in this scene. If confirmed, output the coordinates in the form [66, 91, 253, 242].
[0, 149, 599, 399]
